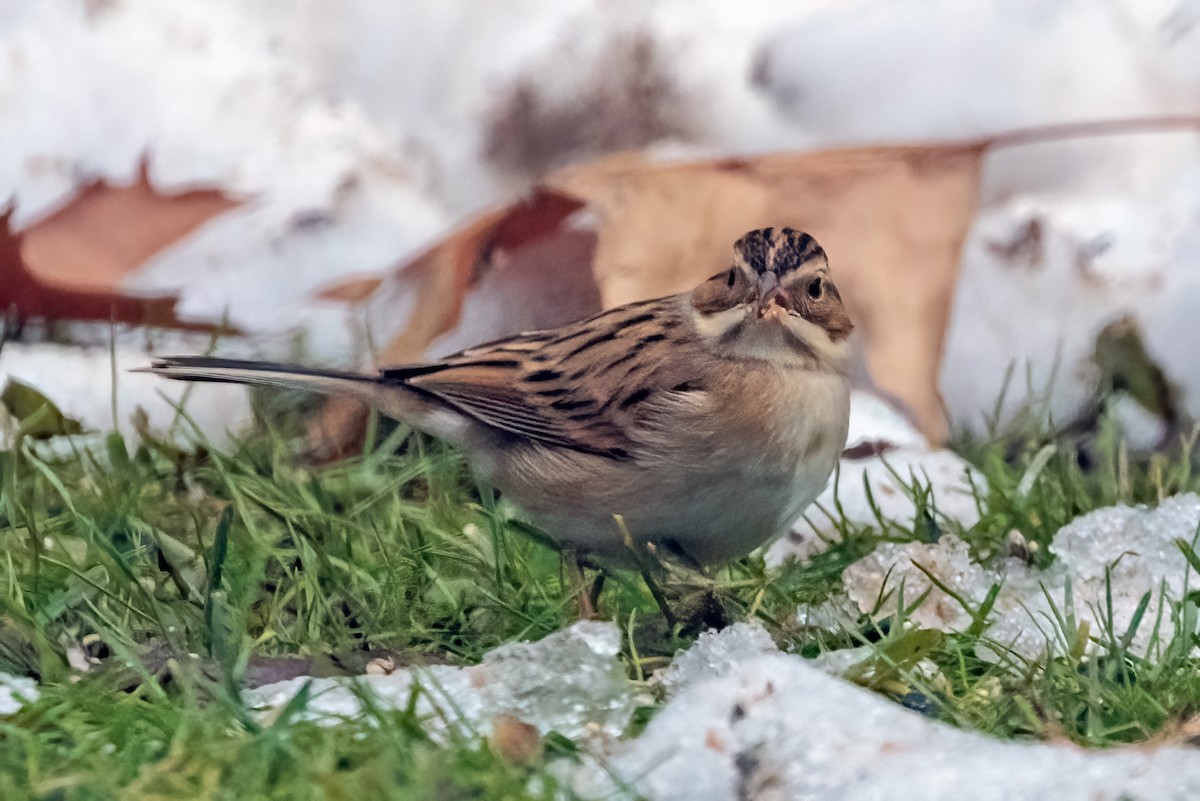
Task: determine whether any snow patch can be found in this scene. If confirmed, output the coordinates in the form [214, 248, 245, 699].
[844, 494, 1200, 661]
[657, 621, 779, 697]
[0, 672, 38, 715]
[576, 653, 1200, 801]
[245, 621, 635, 743]
[1, 0, 448, 359]
[0, 340, 251, 448]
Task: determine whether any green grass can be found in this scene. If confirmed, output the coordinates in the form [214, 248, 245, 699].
[3, 384, 1200, 799]
[1, 676, 574, 801]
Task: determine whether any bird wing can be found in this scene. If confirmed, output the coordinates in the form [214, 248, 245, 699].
[383, 351, 633, 457]
[379, 299, 707, 458]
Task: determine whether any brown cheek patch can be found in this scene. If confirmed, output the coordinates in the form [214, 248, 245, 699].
[691, 279, 735, 314]
[807, 299, 855, 341]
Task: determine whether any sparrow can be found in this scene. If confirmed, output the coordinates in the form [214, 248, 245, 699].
[143, 228, 853, 568]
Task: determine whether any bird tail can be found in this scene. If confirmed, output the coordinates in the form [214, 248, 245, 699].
[140, 356, 469, 446]
[138, 356, 383, 402]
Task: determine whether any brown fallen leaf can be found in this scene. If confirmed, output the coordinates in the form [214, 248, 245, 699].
[549, 145, 986, 441]
[370, 186, 588, 366]
[314, 274, 386, 304]
[489, 713, 544, 766]
[3, 159, 239, 330]
[1, 207, 200, 331]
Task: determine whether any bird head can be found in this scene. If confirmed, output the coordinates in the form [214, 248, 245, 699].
[688, 227, 853, 368]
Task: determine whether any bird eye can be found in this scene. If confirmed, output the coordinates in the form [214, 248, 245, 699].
[727, 269, 738, 288]
[807, 278, 824, 299]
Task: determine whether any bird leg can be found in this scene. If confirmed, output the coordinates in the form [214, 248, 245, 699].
[645, 539, 738, 634]
[614, 516, 679, 630]
[587, 569, 607, 612]
[565, 550, 601, 620]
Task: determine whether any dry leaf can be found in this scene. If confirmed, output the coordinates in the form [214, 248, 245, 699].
[548, 145, 986, 441]
[2, 159, 239, 330]
[314, 274, 386, 303]
[1, 207, 188, 330]
[372, 186, 587, 366]
[489, 714, 543, 766]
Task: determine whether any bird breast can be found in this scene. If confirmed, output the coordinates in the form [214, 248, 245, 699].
[471, 362, 850, 566]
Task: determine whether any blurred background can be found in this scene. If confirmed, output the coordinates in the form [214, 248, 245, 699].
[2, 0, 1199, 451]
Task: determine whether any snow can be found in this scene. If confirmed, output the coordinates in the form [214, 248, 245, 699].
[940, 162, 1200, 439]
[756, 0, 1200, 145]
[238, 616, 1200, 800]
[0, 0, 448, 358]
[844, 494, 1200, 661]
[250, 0, 821, 214]
[245, 621, 636, 743]
[656, 622, 779, 696]
[754, 1, 1200, 437]
[0, 672, 38, 715]
[845, 535, 1002, 634]
[0, 340, 251, 448]
[577, 653, 1200, 801]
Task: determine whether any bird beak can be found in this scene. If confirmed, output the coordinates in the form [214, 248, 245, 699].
[756, 272, 784, 318]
